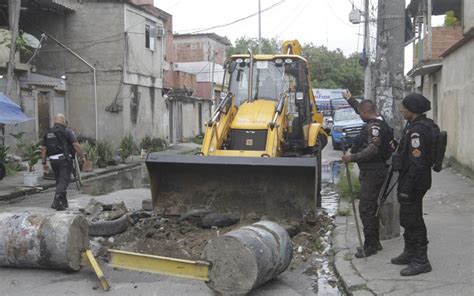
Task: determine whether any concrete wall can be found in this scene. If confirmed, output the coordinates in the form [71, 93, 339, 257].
[421, 71, 442, 123]
[27, 2, 170, 145]
[464, 0, 474, 35]
[123, 4, 168, 143]
[439, 38, 474, 177]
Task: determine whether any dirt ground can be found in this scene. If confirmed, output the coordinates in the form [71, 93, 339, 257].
[92, 210, 336, 267]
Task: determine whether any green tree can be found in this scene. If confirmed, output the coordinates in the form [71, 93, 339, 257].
[303, 44, 364, 96]
[226, 38, 364, 96]
[226, 36, 280, 56]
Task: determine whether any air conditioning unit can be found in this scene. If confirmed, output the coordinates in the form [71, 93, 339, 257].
[156, 27, 165, 37]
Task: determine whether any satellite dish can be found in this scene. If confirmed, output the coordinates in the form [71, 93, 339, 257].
[22, 33, 41, 49]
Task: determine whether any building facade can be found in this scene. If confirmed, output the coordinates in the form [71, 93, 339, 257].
[407, 0, 474, 177]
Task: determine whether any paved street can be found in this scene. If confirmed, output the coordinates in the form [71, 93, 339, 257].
[333, 167, 474, 295]
[0, 142, 343, 296]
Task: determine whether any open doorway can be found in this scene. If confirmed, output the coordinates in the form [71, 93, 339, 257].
[38, 91, 50, 138]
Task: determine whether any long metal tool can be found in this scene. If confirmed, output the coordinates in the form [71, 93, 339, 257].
[72, 155, 82, 190]
[81, 249, 110, 291]
[342, 139, 366, 260]
[108, 249, 210, 281]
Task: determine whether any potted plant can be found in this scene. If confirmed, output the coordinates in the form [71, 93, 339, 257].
[81, 141, 96, 172]
[22, 142, 41, 186]
[119, 134, 138, 163]
[96, 141, 113, 168]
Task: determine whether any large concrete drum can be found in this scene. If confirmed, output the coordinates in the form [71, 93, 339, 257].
[202, 220, 293, 295]
[0, 211, 89, 271]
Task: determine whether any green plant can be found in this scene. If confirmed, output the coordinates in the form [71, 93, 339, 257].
[140, 136, 166, 152]
[0, 145, 9, 163]
[336, 208, 351, 216]
[9, 132, 26, 156]
[193, 134, 204, 145]
[82, 141, 98, 166]
[96, 141, 114, 168]
[445, 10, 460, 26]
[150, 137, 166, 152]
[119, 134, 138, 163]
[336, 164, 360, 200]
[77, 134, 97, 146]
[140, 135, 152, 150]
[23, 142, 41, 172]
[16, 34, 33, 55]
[5, 161, 22, 176]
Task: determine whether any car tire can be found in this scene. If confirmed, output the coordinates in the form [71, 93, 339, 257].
[88, 214, 129, 237]
[332, 141, 340, 151]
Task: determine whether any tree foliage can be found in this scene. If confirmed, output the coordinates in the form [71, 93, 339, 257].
[226, 37, 364, 96]
[226, 36, 280, 56]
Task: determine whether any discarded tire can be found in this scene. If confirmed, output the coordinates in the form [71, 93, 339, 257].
[202, 220, 292, 295]
[0, 211, 89, 271]
[88, 214, 129, 237]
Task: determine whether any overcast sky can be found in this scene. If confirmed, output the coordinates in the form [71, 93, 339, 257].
[154, 0, 446, 74]
[156, 0, 364, 54]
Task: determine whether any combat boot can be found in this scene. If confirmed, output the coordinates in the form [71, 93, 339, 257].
[400, 246, 432, 276]
[358, 241, 382, 253]
[55, 193, 67, 211]
[355, 245, 377, 258]
[51, 194, 61, 210]
[392, 237, 416, 265]
[391, 250, 415, 265]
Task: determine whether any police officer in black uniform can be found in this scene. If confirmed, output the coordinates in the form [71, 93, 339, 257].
[392, 93, 433, 276]
[40, 114, 84, 211]
[341, 90, 391, 258]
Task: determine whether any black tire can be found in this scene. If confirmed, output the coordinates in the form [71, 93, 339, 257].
[332, 141, 340, 151]
[88, 214, 129, 237]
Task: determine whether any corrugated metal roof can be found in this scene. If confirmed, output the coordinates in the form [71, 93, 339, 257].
[19, 73, 66, 91]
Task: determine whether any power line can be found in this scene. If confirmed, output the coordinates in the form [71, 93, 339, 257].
[177, 0, 286, 34]
[326, 0, 359, 28]
[269, 0, 307, 36]
[275, 0, 313, 37]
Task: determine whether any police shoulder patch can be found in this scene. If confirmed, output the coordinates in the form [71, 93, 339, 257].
[412, 148, 421, 157]
[371, 126, 380, 137]
[411, 136, 420, 148]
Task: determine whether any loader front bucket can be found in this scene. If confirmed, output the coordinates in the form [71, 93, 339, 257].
[145, 154, 319, 220]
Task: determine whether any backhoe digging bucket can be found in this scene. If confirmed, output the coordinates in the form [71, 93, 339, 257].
[146, 154, 319, 220]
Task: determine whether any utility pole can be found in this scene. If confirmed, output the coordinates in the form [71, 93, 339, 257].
[363, 0, 372, 100]
[374, 0, 405, 240]
[5, 0, 21, 97]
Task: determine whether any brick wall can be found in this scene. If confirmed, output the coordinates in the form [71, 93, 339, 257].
[423, 26, 463, 59]
[175, 42, 205, 62]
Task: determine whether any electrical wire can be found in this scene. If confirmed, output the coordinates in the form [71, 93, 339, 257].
[275, 0, 313, 37]
[268, 0, 307, 36]
[177, 0, 286, 34]
[326, 0, 359, 27]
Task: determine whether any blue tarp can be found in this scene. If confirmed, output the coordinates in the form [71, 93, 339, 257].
[0, 92, 32, 124]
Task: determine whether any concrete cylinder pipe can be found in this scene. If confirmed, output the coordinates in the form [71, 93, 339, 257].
[0, 211, 89, 271]
[202, 220, 293, 295]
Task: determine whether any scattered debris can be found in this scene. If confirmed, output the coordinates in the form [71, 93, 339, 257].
[200, 212, 240, 228]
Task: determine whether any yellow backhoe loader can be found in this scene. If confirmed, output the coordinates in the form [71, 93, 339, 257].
[146, 40, 328, 219]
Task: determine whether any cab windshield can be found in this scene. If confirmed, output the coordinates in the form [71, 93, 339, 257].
[228, 59, 295, 106]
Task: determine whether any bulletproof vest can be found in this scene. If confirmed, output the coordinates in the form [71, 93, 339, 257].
[411, 118, 447, 172]
[350, 119, 390, 163]
[45, 125, 73, 157]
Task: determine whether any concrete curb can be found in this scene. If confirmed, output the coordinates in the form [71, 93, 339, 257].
[333, 201, 375, 296]
[0, 162, 142, 202]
